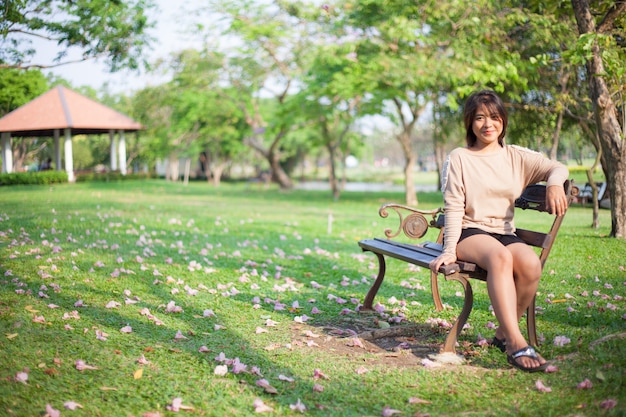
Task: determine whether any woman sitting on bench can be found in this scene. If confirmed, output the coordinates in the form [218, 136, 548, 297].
[429, 90, 569, 373]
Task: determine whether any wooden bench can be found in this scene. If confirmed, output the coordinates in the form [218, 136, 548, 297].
[358, 180, 577, 354]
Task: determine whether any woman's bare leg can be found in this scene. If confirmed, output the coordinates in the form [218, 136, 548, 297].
[457, 235, 545, 369]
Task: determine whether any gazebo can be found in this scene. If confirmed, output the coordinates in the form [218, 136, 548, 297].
[0, 85, 143, 181]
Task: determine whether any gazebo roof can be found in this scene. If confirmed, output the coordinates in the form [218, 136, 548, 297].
[0, 85, 143, 137]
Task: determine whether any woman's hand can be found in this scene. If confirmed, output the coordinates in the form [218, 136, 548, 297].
[546, 185, 567, 216]
[429, 253, 457, 273]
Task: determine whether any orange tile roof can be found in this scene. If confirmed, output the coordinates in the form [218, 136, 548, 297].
[0, 86, 143, 137]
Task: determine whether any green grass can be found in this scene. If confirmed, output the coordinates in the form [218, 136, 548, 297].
[0, 180, 624, 417]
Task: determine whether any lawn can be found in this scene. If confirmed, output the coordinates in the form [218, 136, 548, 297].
[0, 180, 624, 417]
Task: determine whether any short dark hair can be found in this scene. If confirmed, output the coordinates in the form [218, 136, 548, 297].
[463, 90, 508, 147]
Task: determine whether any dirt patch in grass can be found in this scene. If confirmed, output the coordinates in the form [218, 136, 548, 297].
[289, 315, 473, 370]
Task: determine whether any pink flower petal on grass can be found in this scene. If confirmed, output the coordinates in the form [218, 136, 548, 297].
[45, 404, 61, 417]
[64, 401, 83, 410]
[544, 364, 559, 373]
[253, 398, 274, 413]
[577, 378, 593, 389]
[15, 371, 28, 384]
[600, 399, 617, 409]
[256, 379, 278, 394]
[75, 360, 98, 371]
[382, 406, 403, 416]
[289, 399, 307, 413]
[313, 383, 324, 392]
[553, 335, 571, 347]
[174, 330, 187, 340]
[535, 380, 552, 393]
[214, 365, 228, 376]
[166, 397, 193, 412]
[136, 354, 150, 365]
[313, 368, 329, 379]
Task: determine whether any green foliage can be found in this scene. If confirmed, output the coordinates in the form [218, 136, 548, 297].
[0, 170, 67, 185]
[0, 0, 157, 71]
[75, 171, 153, 182]
[0, 68, 49, 115]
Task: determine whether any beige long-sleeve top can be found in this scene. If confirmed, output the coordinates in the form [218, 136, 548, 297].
[441, 145, 569, 256]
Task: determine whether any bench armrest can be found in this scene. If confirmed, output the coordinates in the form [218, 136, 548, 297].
[379, 203, 443, 240]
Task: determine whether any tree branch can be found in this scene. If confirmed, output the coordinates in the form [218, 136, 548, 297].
[596, 1, 626, 34]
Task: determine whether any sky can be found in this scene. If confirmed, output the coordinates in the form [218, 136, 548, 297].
[37, 0, 204, 94]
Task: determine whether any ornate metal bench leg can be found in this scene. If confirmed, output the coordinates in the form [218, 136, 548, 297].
[362, 252, 386, 310]
[430, 271, 444, 312]
[442, 273, 473, 354]
[526, 296, 538, 347]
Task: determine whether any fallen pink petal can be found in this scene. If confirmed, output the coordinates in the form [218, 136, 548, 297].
[253, 398, 274, 413]
[15, 371, 28, 384]
[544, 365, 559, 373]
[535, 380, 552, 393]
[64, 401, 83, 410]
[44, 404, 61, 417]
[600, 399, 617, 409]
[381, 406, 403, 416]
[577, 378, 593, 389]
[75, 360, 98, 371]
[214, 365, 228, 376]
[166, 397, 193, 412]
[289, 399, 306, 413]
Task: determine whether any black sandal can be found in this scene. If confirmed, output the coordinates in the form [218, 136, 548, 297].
[507, 346, 548, 373]
[490, 336, 506, 353]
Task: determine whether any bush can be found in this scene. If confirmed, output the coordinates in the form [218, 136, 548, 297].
[0, 171, 68, 186]
[75, 171, 154, 182]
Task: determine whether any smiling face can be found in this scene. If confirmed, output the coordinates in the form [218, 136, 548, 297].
[472, 105, 504, 150]
[463, 90, 508, 148]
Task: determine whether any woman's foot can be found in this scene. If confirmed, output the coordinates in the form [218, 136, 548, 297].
[489, 328, 506, 353]
[506, 341, 548, 372]
[489, 336, 506, 353]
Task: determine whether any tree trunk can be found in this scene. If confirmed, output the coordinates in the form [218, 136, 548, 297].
[397, 130, 418, 206]
[168, 156, 179, 182]
[183, 158, 191, 186]
[571, 0, 626, 238]
[268, 150, 293, 189]
[212, 162, 228, 187]
[549, 110, 564, 160]
[326, 143, 341, 201]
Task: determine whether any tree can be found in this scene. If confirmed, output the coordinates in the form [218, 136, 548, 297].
[570, 0, 626, 238]
[0, 68, 49, 171]
[190, 0, 320, 189]
[0, 0, 156, 71]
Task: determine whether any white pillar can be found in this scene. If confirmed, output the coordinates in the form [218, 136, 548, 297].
[118, 130, 127, 175]
[109, 129, 117, 171]
[53, 129, 61, 171]
[1, 132, 12, 173]
[63, 128, 74, 182]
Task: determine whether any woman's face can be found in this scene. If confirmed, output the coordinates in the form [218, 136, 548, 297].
[472, 104, 503, 148]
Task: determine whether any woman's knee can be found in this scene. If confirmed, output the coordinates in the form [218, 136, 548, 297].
[514, 255, 542, 283]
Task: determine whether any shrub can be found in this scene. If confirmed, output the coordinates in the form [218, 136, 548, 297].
[0, 171, 68, 186]
[75, 171, 154, 182]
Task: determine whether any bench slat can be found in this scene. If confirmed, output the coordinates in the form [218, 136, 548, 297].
[359, 239, 460, 275]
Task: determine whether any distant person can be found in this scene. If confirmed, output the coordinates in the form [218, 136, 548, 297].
[429, 90, 569, 373]
[40, 158, 52, 171]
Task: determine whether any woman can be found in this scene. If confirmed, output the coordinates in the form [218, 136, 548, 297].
[429, 90, 569, 372]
